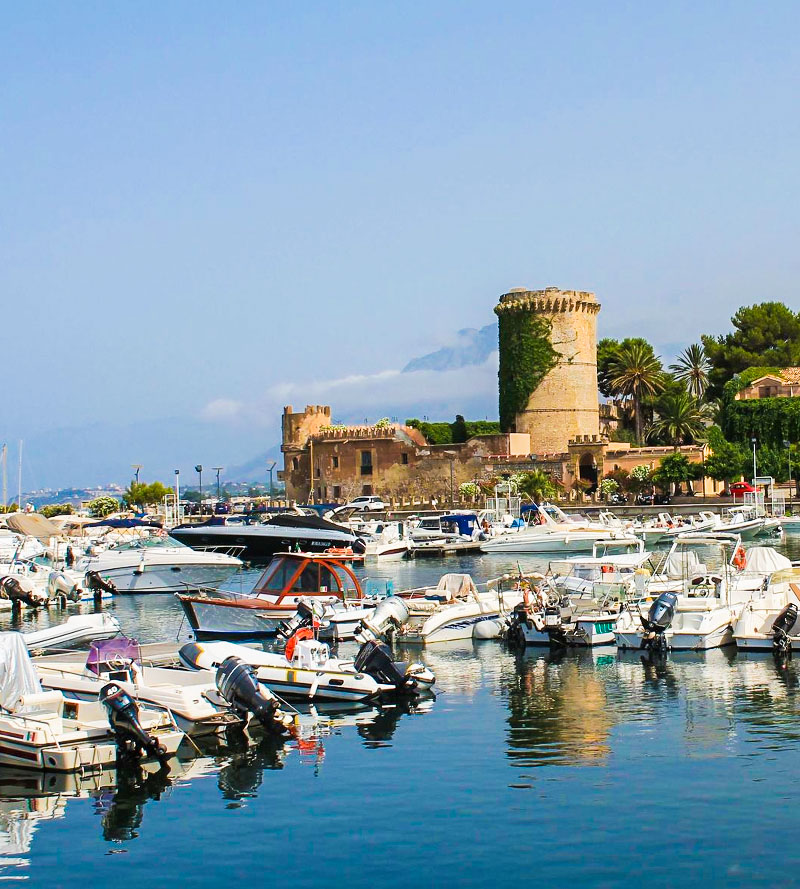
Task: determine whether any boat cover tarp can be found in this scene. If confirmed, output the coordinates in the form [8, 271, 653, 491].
[0, 633, 41, 711]
[5, 514, 61, 541]
[744, 547, 793, 573]
[265, 512, 356, 536]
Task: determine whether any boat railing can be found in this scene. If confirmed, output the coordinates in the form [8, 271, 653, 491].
[192, 544, 247, 559]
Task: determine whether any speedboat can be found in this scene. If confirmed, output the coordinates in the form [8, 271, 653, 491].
[392, 573, 523, 645]
[35, 637, 294, 736]
[176, 551, 367, 640]
[614, 535, 765, 650]
[480, 502, 640, 554]
[179, 634, 435, 702]
[170, 512, 359, 561]
[732, 550, 800, 652]
[79, 537, 243, 594]
[632, 511, 719, 545]
[0, 633, 183, 771]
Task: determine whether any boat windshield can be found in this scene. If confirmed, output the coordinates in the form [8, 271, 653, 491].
[110, 535, 181, 552]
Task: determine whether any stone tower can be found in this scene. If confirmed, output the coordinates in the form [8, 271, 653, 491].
[495, 287, 600, 454]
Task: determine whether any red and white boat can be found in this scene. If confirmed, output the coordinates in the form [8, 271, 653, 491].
[176, 552, 367, 640]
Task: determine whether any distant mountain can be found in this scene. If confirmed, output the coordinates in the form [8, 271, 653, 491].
[402, 323, 498, 373]
[224, 448, 283, 484]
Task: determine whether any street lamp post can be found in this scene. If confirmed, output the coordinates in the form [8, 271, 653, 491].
[213, 467, 223, 503]
[132, 464, 142, 486]
[785, 440, 793, 511]
[174, 469, 180, 522]
[751, 438, 758, 484]
[443, 450, 457, 508]
[195, 464, 203, 514]
[266, 460, 276, 504]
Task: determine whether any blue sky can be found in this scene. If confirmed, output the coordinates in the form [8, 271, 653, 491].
[2, 1, 799, 488]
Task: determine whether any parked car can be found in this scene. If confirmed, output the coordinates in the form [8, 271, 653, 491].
[345, 495, 387, 512]
[214, 501, 231, 514]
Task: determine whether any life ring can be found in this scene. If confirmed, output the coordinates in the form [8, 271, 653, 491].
[285, 627, 314, 661]
[733, 546, 746, 571]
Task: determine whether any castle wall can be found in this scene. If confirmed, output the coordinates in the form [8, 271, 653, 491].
[496, 287, 600, 454]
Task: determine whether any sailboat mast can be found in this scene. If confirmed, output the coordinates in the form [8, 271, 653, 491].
[1, 443, 6, 509]
[17, 440, 22, 512]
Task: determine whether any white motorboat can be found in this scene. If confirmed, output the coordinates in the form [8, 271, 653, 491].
[179, 634, 435, 702]
[392, 573, 523, 645]
[614, 535, 765, 651]
[35, 637, 293, 736]
[361, 521, 410, 561]
[732, 550, 800, 652]
[632, 511, 720, 545]
[548, 539, 652, 599]
[80, 537, 243, 594]
[0, 633, 183, 771]
[703, 505, 767, 540]
[480, 502, 640, 554]
[23, 613, 121, 652]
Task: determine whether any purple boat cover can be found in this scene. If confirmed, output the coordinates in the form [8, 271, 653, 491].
[86, 637, 141, 674]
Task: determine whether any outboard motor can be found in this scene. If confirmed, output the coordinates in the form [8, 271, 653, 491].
[640, 592, 678, 652]
[100, 682, 170, 765]
[215, 656, 289, 733]
[772, 603, 798, 659]
[86, 571, 116, 598]
[352, 537, 367, 556]
[355, 596, 410, 642]
[505, 603, 531, 649]
[276, 598, 319, 640]
[0, 575, 48, 608]
[353, 639, 433, 693]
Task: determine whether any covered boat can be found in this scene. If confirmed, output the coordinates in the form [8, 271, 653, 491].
[169, 512, 359, 561]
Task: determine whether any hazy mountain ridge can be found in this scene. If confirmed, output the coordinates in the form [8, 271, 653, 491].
[402, 323, 498, 372]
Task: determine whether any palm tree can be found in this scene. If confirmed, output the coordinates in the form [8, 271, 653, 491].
[609, 341, 665, 444]
[647, 391, 712, 449]
[669, 344, 711, 401]
[514, 469, 557, 502]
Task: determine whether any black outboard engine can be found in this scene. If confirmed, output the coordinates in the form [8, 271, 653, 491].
[505, 603, 531, 649]
[772, 603, 798, 659]
[352, 537, 367, 556]
[215, 656, 287, 733]
[86, 571, 117, 598]
[100, 682, 170, 765]
[640, 592, 678, 652]
[354, 640, 410, 691]
[276, 599, 316, 641]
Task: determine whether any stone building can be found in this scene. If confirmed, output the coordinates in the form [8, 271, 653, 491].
[735, 368, 800, 400]
[279, 285, 725, 504]
[495, 287, 601, 453]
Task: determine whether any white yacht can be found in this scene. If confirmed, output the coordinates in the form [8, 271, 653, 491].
[481, 502, 639, 554]
[80, 537, 243, 594]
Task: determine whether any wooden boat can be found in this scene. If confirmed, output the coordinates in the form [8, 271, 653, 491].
[176, 552, 366, 640]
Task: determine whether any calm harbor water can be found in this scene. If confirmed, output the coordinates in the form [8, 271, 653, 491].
[3, 538, 800, 887]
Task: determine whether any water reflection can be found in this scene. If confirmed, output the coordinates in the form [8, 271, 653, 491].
[505, 647, 617, 770]
[94, 763, 172, 842]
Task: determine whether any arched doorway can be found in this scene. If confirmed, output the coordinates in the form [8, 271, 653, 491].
[579, 453, 598, 494]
